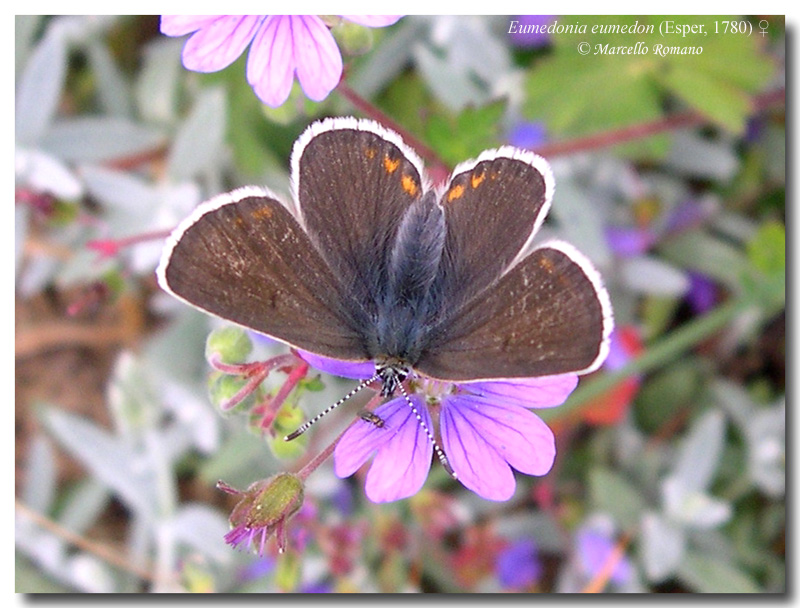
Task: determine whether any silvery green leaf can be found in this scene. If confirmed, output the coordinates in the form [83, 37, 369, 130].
[348, 18, 425, 98]
[41, 406, 155, 516]
[548, 178, 612, 267]
[87, 41, 132, 117]
[671, 409, 726, 493]
[159, 380, 220, 454]
[413, 43, 486, 112]
[493, 512, 566, 552]
[662, 477, 732, 529]
[15, 15, 43, 74]
[748, 398, 785, 497]
[21, 435, 56, 515]
[107, 351, 160, 435]
[588, 468, 647, 531]
[135, 37, 184, 124]
[170, 504, 232, 563]
[57, 480, 111, 535]
[15, 147, 83, 199]
[67, 554, 116, 593]
[677, 550, 761, 593]
[81, 164, 159, 229]
[39, 117, 165, 163]
[658, 229, 748, 290]
[640, 512, 686, 582]
[664, 130, 739, 181]
[15, 26, 67, 145]
[619, 256, 690, 296]
[764, 124, 785, 183]
[166, 87, 227, 181]
[431, 16, 511, 87]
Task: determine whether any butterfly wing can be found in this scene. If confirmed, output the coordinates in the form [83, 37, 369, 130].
[291, 118, 426, 316]
[415, 241, 613, 381]
[434, 148, 554, 313]
[157, 186, 367, 361]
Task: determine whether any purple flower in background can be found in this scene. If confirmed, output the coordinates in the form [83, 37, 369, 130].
[496, 538, 542, 589]
[605, 225, 657, 258]
[160, 15, 401, 107]
[576, 526, 633, 586]
[508, 15, 556, 48]
[687, 271, 718, 314]
[508, 122, 548, 149]
[299, 351, 576, 503]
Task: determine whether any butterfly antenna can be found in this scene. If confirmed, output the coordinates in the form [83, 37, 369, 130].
[284, 373, 381, 441]
[397, 382, 457, 479]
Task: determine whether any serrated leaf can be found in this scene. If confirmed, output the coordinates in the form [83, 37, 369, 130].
[588, 468, 647, 530]
[425, 101, 505, 166]
[656, 66, 752, 134]
[677, 550, 761, 593]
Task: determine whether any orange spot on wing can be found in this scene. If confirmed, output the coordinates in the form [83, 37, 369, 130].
[538, 256, 555, 273]
[383, 155, 400, 174]
[401, 174, 419, 197]
[251, 206, 274, 221]
[364, 147, 377, 159]
[470, 171, 486, 189]
[446, 184, 465, 202]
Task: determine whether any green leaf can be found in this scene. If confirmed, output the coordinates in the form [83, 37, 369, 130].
[425, 100, 505, 166]
[588, 467, 647, 530]
[677, 550, 761, 593]
[747, 220, 785, 275]
[658, 228, 749, 290]
[655, 65, 752, 134]
[634, 358, 703, 432]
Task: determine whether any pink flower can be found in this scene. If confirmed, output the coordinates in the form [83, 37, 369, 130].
[160, 15, 402, 107]
[300, 351, 577, 503]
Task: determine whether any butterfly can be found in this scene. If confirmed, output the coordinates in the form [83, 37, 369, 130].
[157, 117, 613, 457]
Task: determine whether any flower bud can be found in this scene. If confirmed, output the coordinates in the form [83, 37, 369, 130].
[206, 326, 253, 365]
[221, 473, 305, 557]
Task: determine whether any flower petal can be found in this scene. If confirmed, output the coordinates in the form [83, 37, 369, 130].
[462, 375, 578, 409]
[160, 15, 221, 36]
[364, 396, 433, 502]
[181, 15, 264, 72]
[297, 350, 375, 380]
[440, 397, 516, 501]
[247, 16, 296, 107]
[341, 15, 403, 27]
[292, 16, 343, 102]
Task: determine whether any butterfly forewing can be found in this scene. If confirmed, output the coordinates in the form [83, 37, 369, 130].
[415, 242, 613, 382]
[434, 149, 553, 314]
[158, 187, 367, 361]
[292, 119, 426, 317]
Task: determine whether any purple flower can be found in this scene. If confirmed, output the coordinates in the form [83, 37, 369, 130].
[508, 122, 548, 149]
[605, 225, 657, 258]
[496, 538, 542, 589]
[687, 271, 717, 314]
[160, 15, 402, 107]
[508, 15, 556, 48]
[576, 525, 633, 586]
[299, 351, 577, 502]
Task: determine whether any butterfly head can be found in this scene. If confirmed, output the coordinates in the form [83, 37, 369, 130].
[375, 357, 410, 397]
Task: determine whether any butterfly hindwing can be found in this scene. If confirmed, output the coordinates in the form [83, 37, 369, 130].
[415, 242, 613, 382]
